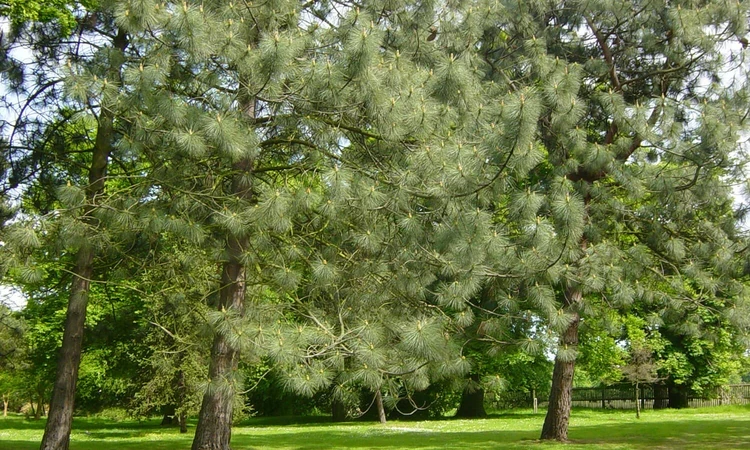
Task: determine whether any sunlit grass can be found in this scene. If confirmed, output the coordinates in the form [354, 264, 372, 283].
[0, 405, 748, 449]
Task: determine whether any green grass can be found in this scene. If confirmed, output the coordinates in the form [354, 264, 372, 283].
[1, 405, 748, 449]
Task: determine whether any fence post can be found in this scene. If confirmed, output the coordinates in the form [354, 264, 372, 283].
[601, 386, 606, 409]
[533, 389, 537, 413]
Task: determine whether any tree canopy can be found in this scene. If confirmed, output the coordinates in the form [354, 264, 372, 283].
[0, 0, 748, 448]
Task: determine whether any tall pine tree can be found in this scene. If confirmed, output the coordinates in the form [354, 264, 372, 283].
[427, 0, 750, 440]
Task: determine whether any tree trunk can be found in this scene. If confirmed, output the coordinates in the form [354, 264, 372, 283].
[374, 390, 387, 425]
[35, 392, 45, 419]
[40, 28, 126, 450]
[190, 252, 246, 450]
[3, 395, 8, 417]
[191, 71, 255, 449]
[40, 248, 93, 447]
[635, 383, 640, 419]
[653, 383, 668, 409]
[331, 398, 347, 422]
[179, 411, 188, 434]
[190, 336, 237, 450]
[668, 383, 689, 409]
[161, 413, 174, 426]
[541, 288, 582, 442]
[178, 370, 188, 433]
[455, 374, 486, 418]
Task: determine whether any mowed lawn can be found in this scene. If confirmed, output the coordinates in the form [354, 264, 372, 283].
[1, 405, 748, 449]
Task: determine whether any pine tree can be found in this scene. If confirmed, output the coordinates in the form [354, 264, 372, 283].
[426, 0, 750, 441]
[0, 2, 148, 447]
[110, 0, 487, 445]
[4, 1, 747, 448]
[109, 1, 339, 447]
[133, 242, 215, 433]
[40, 25, 128, 450]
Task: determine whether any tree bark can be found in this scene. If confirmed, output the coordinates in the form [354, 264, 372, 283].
[3, 395, 8, 417]
[455, 374, 487, 418]
[635, 383, 641, 419]
[191, 64, 256, 448]
[540, 288, 582, 442]
[40, 250, 93, 448]
[331, 398, 347, 422]
[39, 28, 126, 450]
[374, 389, 387, 424]
[668, 383, 689, 409]
[178, 370, 188, 433]
[653, 383, 668, 409]
[190, 248, 246, 450]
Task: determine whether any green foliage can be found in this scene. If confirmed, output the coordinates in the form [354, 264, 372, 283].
[0, 305, 26, 412]
[1, 0, 749, 443]
[486, 350, 553, 409]
[0, 0, 93, 35]
[577, 322, 627, 387]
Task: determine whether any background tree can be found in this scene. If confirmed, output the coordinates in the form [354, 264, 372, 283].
[0, 3, 147, 445]
[576, 316, 628, 388]
[0, 304, 25, 416]
[620, 316, 661, 419]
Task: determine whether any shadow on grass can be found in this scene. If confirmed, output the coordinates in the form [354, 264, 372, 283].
[245, 414, 539, 428]
[230, 430, 538, 449]
[0, 417, 46, 430]
[0, 416, 162, 431]
[230, 417, 750, 449]
[2, 409, 750, 450]
[0, 440, 191, 450]
[241, 415, 350, 427]
[567, 417, 750, 449]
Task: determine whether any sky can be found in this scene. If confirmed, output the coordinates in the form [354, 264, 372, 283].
[0, 18, 31, 310]
[0, 284, 25, 310]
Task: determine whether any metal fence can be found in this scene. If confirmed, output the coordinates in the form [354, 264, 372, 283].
[549, 383, 750, 410]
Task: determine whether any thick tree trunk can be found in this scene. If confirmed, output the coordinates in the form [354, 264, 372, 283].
[191, 251, 246, 450]
[40, 28, 126, 450]
[191, 75, 255, 449]
[541, 288, 582, 442]
[653, 383, 668, 409]
[374, 390, 387, 425]
[40, 248, 93, 449]
[455, 374, 487, 418]
[161, 413, 175, 426]
[3, 395, 8, 417]
[668, 383, 689, 409]
[331, 398, 347, 422]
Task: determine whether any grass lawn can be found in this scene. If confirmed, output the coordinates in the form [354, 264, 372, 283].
[0, 405, 748, 449]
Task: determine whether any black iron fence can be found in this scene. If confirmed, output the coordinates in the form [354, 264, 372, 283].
[526, 383, 750, 410]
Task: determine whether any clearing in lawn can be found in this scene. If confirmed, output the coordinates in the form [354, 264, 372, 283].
[0, 405, 748, 449]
